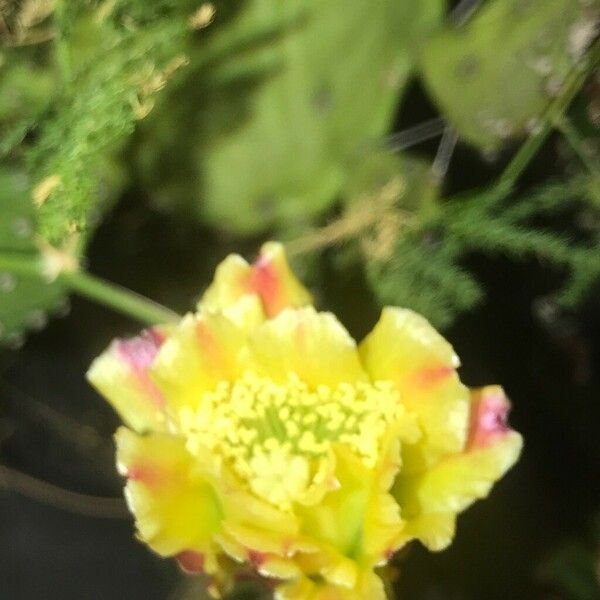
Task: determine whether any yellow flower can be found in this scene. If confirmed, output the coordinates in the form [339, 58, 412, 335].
[87, 241, 522, 599]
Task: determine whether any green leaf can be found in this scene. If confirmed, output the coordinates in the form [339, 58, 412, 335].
[0, 169, 66, 347]
[137, 0, 445, 234]
[420, 0, 600, 150]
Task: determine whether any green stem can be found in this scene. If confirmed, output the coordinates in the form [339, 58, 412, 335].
[0, 252, 41, 279]
[555, 117, 600, 177]
[60, 271, 180, 326]
[0, 252, 180, 326]
[496, 38, 600, 195]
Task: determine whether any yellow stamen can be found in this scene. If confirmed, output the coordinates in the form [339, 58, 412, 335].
[180, 371, 414, 510]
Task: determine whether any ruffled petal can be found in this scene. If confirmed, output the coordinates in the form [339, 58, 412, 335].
[115, 428, 223, 570]
[87, 327, 169, 433]
[216, 530, 303, 580]
[392, 386, 522, 551]
[295, 447, 372, 564]
[359, 307, 470, 468]
[357, 427, 411, 561]
[292, 440, 405, 590]
[248, 242, 313, 317]
[395, 512, 457, 552]
[200, 241, 312, 318]
[200, 253, 251, 312]
[219, 488, 301, 557]
[150, 311, 248, 419]
[250, 307, 368, 388]
[276, 570, 386, 600]
[466, 385, 520, 451]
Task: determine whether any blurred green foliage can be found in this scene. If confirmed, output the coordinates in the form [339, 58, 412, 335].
[0, 54, 55, 157]
[137, 0, 444, 233]
[29, 2, 193, 247]
[337, 167, 600, 327]
[0, 168, 65, 345]
[538, 515, 600, 600]
[420, 0, 599, 150]
[0, 0, 599, 337]
[0, 0, 195, 343]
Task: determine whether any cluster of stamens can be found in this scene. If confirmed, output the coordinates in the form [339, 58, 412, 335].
[179, 371, 412, 509]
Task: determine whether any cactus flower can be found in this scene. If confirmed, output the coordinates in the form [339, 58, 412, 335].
[87, 242, 522, 599]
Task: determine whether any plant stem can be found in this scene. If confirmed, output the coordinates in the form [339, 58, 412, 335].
[0, 252, 41, 279]
[61, 270, 181, 325]
[0, 251, 180, 326]
[496, 38, 600, 195]
[0, 463, 128, 519]
[555, 117, 600, 177]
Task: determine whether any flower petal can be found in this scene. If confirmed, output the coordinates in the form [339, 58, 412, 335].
[200, 241, 312, 318]
[361, 425, 420, 560]
[200, 253, 250, 311]
[392, 386, 522, 550]
[295, 446, 372, 563]
[293, 440, 405, 585]
[396, 512, 457, 552]
[359, 307, 470, 468]
[87, 328, 169, 433]
[467, 385, 518, 450]
[216, 530, 302, 580]
[248, 242, 313, 317]
[276, 570, 386, 600]
[219, 489, 301, 557]
[115, 428, 222, 569]
[250, 306, 368, 387]
[150, 311, 248, 419]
